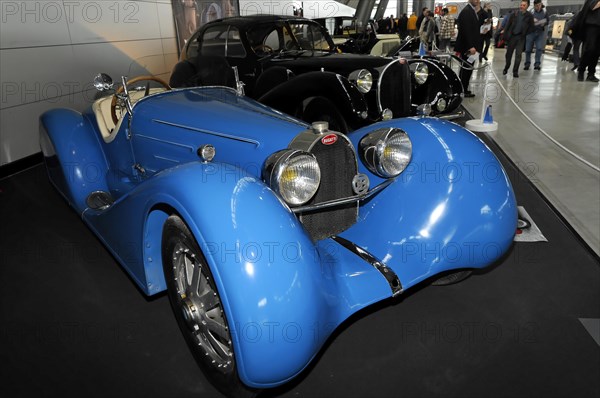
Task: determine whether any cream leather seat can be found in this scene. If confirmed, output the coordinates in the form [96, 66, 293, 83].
[92, 96, 122, 143]
[92, 88, 168, 143]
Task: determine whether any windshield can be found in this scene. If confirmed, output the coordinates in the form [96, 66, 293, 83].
[247, 21, 334, 54]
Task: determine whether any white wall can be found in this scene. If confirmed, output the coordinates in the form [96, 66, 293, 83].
[0, 0, 178, 166]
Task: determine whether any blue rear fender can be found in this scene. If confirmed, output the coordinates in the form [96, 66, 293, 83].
[40, 108, 109, 213]
[82, 161, 391, 388]
[345, 117, 517, 288]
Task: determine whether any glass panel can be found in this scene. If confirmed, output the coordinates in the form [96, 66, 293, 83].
[288, 23, 331, 51]
[247, 23, 285, 53]
[200, 25, 228, 56]
[225, 27, 246, 58]
[264, 30, 280, 50]
[186, 31, 201, 59]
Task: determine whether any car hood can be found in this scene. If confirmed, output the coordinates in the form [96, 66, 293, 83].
[129, 87, 310, 172]
[270, 51, 395, 76]
[134, 87, 307, 139]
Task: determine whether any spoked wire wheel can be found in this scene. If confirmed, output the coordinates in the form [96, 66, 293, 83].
[171, 239, 233, 372]
[162, 216, 256, 397]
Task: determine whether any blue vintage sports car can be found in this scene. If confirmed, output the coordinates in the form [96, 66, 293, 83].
[40, 73, 517, 396]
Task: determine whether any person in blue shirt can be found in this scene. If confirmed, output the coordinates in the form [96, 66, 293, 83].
[524, 0, 548, 70]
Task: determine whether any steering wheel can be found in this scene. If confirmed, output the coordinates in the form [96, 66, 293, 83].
[111, 75, 171, 124]
[253, 44, 274, 54]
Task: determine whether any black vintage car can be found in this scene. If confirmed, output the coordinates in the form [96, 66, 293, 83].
[172, 14, 414, 133]
[315, 17, 464, 118]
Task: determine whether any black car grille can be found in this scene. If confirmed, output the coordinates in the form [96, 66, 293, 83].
[300, 135, 358, 241]
[378, 60, 411, 118]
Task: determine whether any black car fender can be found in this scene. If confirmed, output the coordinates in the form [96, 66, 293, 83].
[257, 71, 369, 130]
[408, 57, 463, 114]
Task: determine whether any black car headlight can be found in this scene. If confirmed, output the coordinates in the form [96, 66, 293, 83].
[412, 62, 429, 85]
[360, 128, 412, 178]
[436, 97, 447, 112]
[264, 150, 321, 206]
[348, 69, 373, 93]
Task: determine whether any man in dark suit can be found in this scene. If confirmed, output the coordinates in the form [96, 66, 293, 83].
[399, 13, 409, 38]
[574, 0, 600, 82]
[455, 0, 484, 97]
[502, 0, 534, 77]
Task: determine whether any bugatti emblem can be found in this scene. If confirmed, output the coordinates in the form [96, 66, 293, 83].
[321, 134, 338, 145]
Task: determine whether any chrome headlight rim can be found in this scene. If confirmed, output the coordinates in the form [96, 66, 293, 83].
[264, 149, 321, 206]
[348, 69, 373, 94]
[381, 108, 393, 121]
[359, 128, 412, 178]
[436, 97, 448, 112]
[413, 62, 429, 85]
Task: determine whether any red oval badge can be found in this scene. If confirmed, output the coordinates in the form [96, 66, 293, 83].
[321, 134, 338, 145]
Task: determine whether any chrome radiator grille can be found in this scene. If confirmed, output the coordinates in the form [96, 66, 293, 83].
[378, 60, 412, 118]
[299, 134, 358, 241]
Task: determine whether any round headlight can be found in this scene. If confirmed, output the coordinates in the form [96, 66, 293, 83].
[264, 150, 321, 206]
[416, 103, 432, 116]
[413, 62, 429, 85]
[436, 98, 447, 112]
[359, 128, 412, 178]
[349, 69, 373, 94]
[381, 108, 393, 120]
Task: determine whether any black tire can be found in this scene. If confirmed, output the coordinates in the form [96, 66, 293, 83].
[300, 96, 349, 134]
[162, 215, 257, 398]
[431, 270, 473, 286]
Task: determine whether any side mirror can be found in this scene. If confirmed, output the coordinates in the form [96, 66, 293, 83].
[93, 73, 114, 91]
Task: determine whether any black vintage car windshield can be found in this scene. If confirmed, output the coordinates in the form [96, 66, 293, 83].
[320, 17, 358, 36]
[247, 21, 334, 54]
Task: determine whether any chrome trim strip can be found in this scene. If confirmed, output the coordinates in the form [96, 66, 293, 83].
[152, 120, 260, 147]
[332, 235, 403, 296]
[291, 178, 393, 213]
[153, 155, 180, 163]
[135, 134, 196, 151]
[376, 59, 399, 114]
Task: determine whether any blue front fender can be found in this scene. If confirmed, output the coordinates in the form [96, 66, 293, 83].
[345, 117, 517, 288]
[82, 161, 391, 388]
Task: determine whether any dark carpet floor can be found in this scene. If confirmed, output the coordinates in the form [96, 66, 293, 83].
[1, 112, 599, 398]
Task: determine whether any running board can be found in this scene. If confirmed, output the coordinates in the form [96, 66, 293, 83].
[438, 110, 465, 120]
